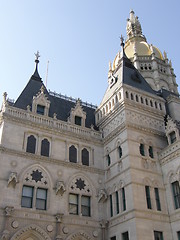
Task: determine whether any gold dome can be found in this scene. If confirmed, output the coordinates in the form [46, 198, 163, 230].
[124, 40, 163, 60]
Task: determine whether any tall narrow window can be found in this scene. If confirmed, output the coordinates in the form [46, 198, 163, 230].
[139, 143, 145, 156]
[177, 231, 180, 240]
[118, 146, 122, 158]
[110, 194, 113, 217]
[122, 187, 126, 211]
[122, 231, 129, 240]
[41, 138, 50, 157]
[21, 186, 34, 208]
[69, 194, 78, 215]
[154, 188, 161, 211]
[170, 131, 176, 144]
[36, 188, 47, 210]
[154, 231, 163, 240]
[26, 135, 36, 154]
[116, 191, 119, 214]
[69, 145, 77, 163]
[149, 146, 154, 158]
[111, 237, 116, 240]
[81, 195, 91, 216]
[82, 148, 89, 166]
[172, 181, 180, 209]
[75, 116, 82, 126]
[107, 154, 111, 166]
[145, 186, 152, 209]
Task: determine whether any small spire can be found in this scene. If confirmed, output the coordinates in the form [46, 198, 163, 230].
[31, 51, 42, 81]
[109, 61, 112, 71]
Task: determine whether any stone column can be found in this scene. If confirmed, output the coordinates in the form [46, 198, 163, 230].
[55, 213, 64, 240]
[100, 220, 108, 240]
[1, 206, 14, 239]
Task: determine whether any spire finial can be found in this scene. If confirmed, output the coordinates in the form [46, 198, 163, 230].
[35, 51, 40, 61]
[31, 51, 42, 81]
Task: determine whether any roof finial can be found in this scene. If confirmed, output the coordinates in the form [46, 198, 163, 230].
[35, 51, 40, 61]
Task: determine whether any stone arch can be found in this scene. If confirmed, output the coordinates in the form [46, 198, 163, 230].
[67, 173, 94, 195]
[10, 224, 51, 240]
[66, 231, 92, 240]
[19, 163, 53, 188]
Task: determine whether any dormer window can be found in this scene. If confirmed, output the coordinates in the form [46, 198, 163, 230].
[37, 104, 45, 115]
[75, 116, 82, 126]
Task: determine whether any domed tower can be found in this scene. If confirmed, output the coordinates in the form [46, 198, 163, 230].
[123, 10, 178, 94]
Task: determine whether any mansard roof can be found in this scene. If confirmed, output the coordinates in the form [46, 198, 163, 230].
[100, 49, 156, 106]
[14, 64, 96, 129]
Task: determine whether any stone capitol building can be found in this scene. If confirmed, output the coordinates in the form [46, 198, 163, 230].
[0, 10, 180, 240]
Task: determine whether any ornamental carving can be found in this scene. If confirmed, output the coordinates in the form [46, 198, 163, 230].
[7, 172, 18, 188]
[55, 181, 66, 196]
[70, 176, 91, 194]
[98, 189, 108, 203]
[23, 167, 49, 187]
[10, 224, 51, 240]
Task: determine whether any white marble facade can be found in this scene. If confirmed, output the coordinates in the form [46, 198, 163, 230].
[0, 11, 180, 240]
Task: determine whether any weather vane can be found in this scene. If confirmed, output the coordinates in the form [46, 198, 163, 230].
[34, 51, 40, 61]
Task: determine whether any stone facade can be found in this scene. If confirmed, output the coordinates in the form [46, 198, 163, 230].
[0, 11, 180, 240]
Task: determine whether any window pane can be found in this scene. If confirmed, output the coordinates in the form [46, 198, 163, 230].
[69, 194, 78, 204]
[172, 181, 180, 209]
[122, 187, 126, 211]
[22, 186, 33, 197]
[145, 186, 152, 209]
[21, 186, 34, 208]
[122, 232, 129, 240]
[37, 188, 47, 199]
[75, 116, 82, 126]
[69, 145, 77, 163]
[36, 199, 46, 210]
[140, 143, 145, 156]
[21, 197, 33, 208]
[69, 194, 78, 215]
[154, 231, 163, 240]
[110, 194, 113, 217]
[154, 188, 161, 211]
[116, 191, 119, 214]
[36, 188, 47, 210]
[41, 138, 50, 157]
[118, 146, 122, 158]
[149, 146, 154, 158]
[26, 135, 36, 154]
[37, 104, 45, 115]
[82, 148, 89, 166]
[107, 154, 111, 166]
[81, 195, 90, 216]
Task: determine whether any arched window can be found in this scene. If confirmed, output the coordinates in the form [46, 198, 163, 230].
[41, 138, 50, 157]
[150, 100, 153, 107]
[125, 91, 129, 98]
[21, 167, 49, 211]
[145, 99, 148, 105]
[130, 93, 134, 100]
[26, 135, 36, 154]
[69, 145, 77, 163]
[139, 143, 145, 156]
[141, 97, 144, 104]
[148, 146, 154, 158]
[82, 148, 89, 166]
[136, 95, 139, 102]
[107, 154, 111, 166]
[118, 146, 122, 158]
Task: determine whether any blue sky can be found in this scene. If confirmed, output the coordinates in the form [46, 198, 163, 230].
[0, 1, 180, 106]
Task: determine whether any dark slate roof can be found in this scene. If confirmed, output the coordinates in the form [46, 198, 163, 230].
[14, 65, 97, 129]
[121, 50, 156, 95]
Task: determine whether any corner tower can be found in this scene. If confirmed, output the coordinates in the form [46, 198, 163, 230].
[123, 10, 178, 94]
